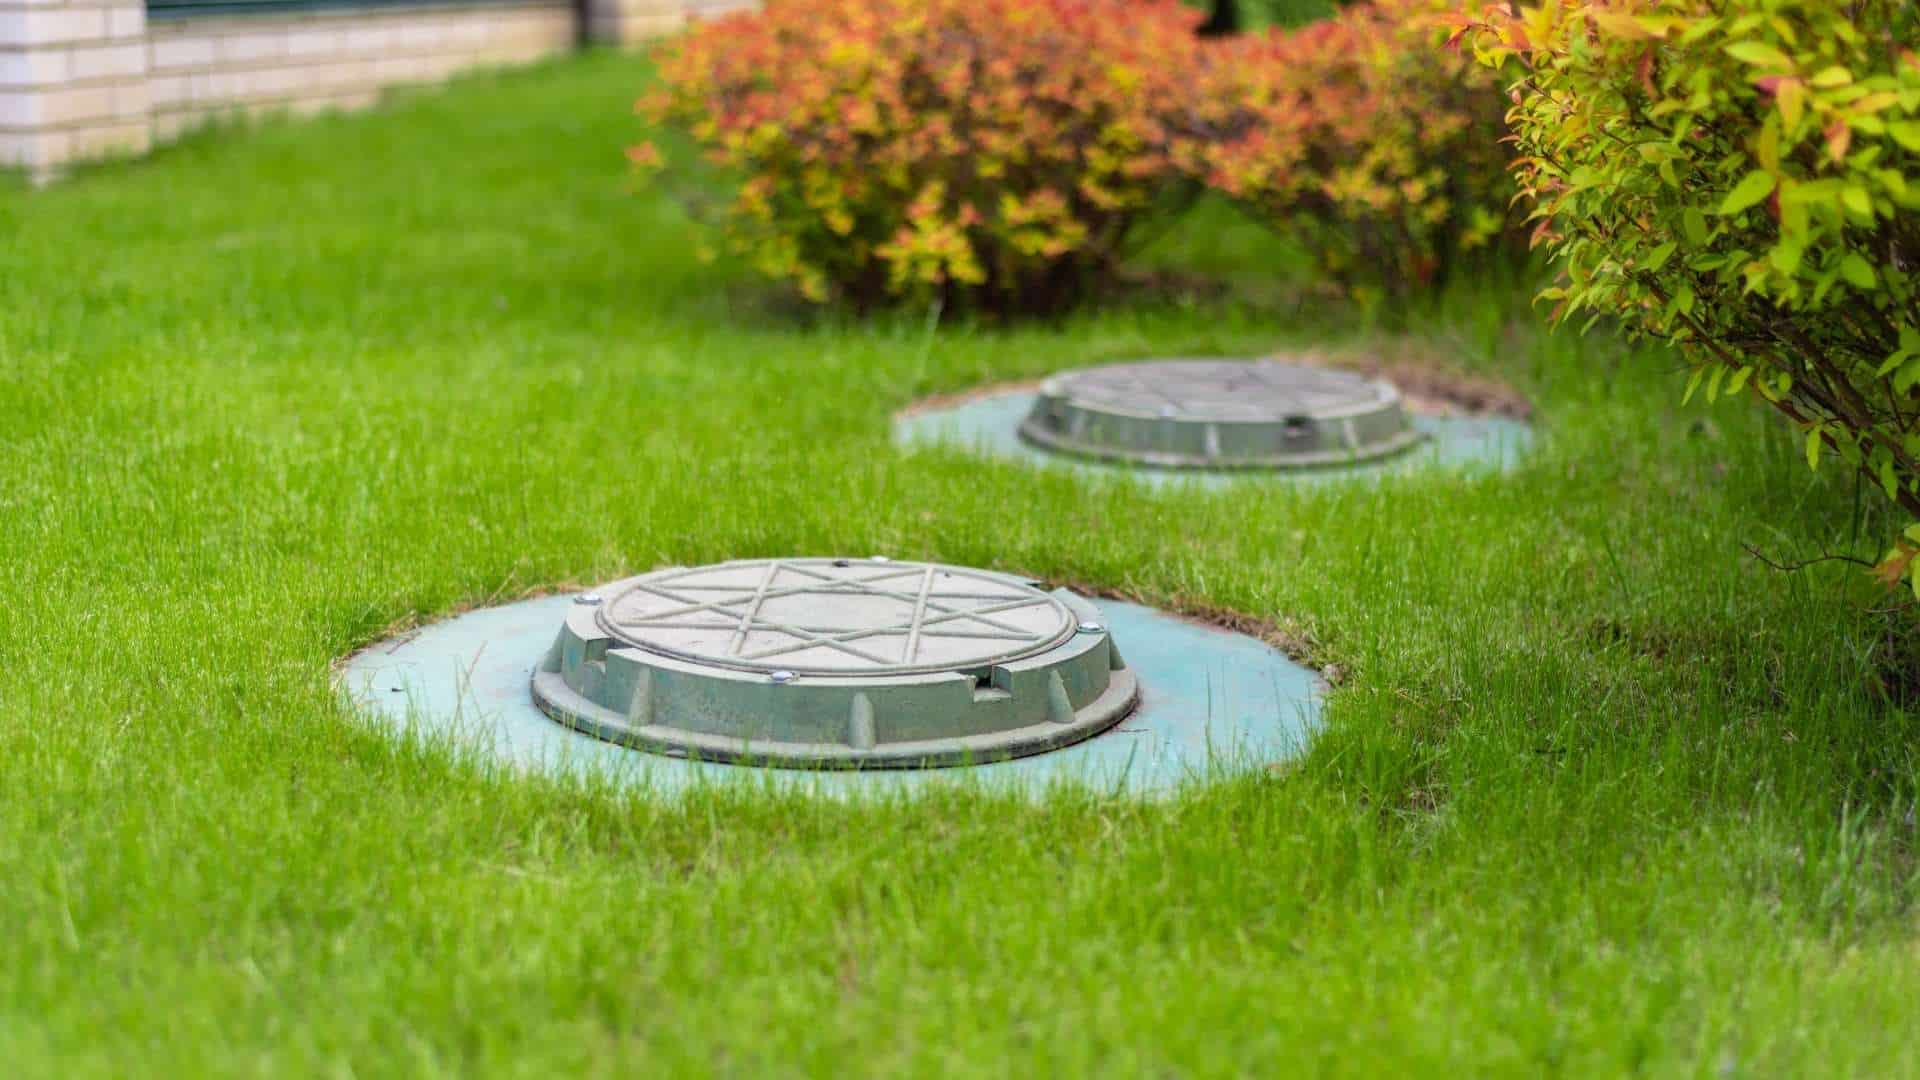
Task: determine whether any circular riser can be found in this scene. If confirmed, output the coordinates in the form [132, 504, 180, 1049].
[531, 558, 1139, 769]
[1020, 358, 1425, 469]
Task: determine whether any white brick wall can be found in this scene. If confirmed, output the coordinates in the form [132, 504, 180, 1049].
[70, 41, 146, 79]
[0, 0, 150, 172]
[148, 35, 213, 68]
[13, 9, 111, 48]
[106, 6, 142, 36]
[3, 0, 728, 176]
[588, 0, 685, 45]
[144, 3, 576, 134]
[0, 47, 71, 87]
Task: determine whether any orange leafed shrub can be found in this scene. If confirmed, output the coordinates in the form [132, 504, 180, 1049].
[640, 0, 1206, 314]
[1188, 0, 1519, 304]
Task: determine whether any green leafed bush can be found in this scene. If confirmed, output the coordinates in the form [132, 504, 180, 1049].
[1462, 1, 1920, 586]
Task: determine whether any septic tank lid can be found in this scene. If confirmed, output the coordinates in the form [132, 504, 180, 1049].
[532, 558, 1137, 768]
[1019, 357, 1424, 468]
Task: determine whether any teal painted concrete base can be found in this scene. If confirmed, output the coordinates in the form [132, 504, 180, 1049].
[339, 593, 1321, 796]
[894, 389, 1532, 486]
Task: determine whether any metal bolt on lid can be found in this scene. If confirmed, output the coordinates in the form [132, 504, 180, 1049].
[532, 558, 1137, 769]
[1019, 357, 1425, 469]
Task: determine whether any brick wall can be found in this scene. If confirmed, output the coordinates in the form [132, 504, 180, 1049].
[1, 0, 152, 172]
[2, 0, 698, 177]
[145, 4, 575, 142]
[590, 0, 749, 41]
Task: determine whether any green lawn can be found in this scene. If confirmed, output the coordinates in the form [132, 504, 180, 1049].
[3, 52, 1918, 1076]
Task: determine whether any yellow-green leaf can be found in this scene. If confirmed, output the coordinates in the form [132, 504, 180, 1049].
[1756, 117, 1780, 170]
[1839, 254, 1877, 288]
[1683, 207, 1709, 244]
[1593, 11, 1656, 40]
[1725, 42, 1793, 68]
[1719, 170, 1775, 215]
[1778, 78, 1806, 129]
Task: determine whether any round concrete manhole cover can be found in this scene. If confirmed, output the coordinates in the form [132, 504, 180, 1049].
[533, 558, 1138, 768]
[1020, 358, 1425, 468]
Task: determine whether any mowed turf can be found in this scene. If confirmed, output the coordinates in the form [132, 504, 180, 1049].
[2, 52, 1917, 1076]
